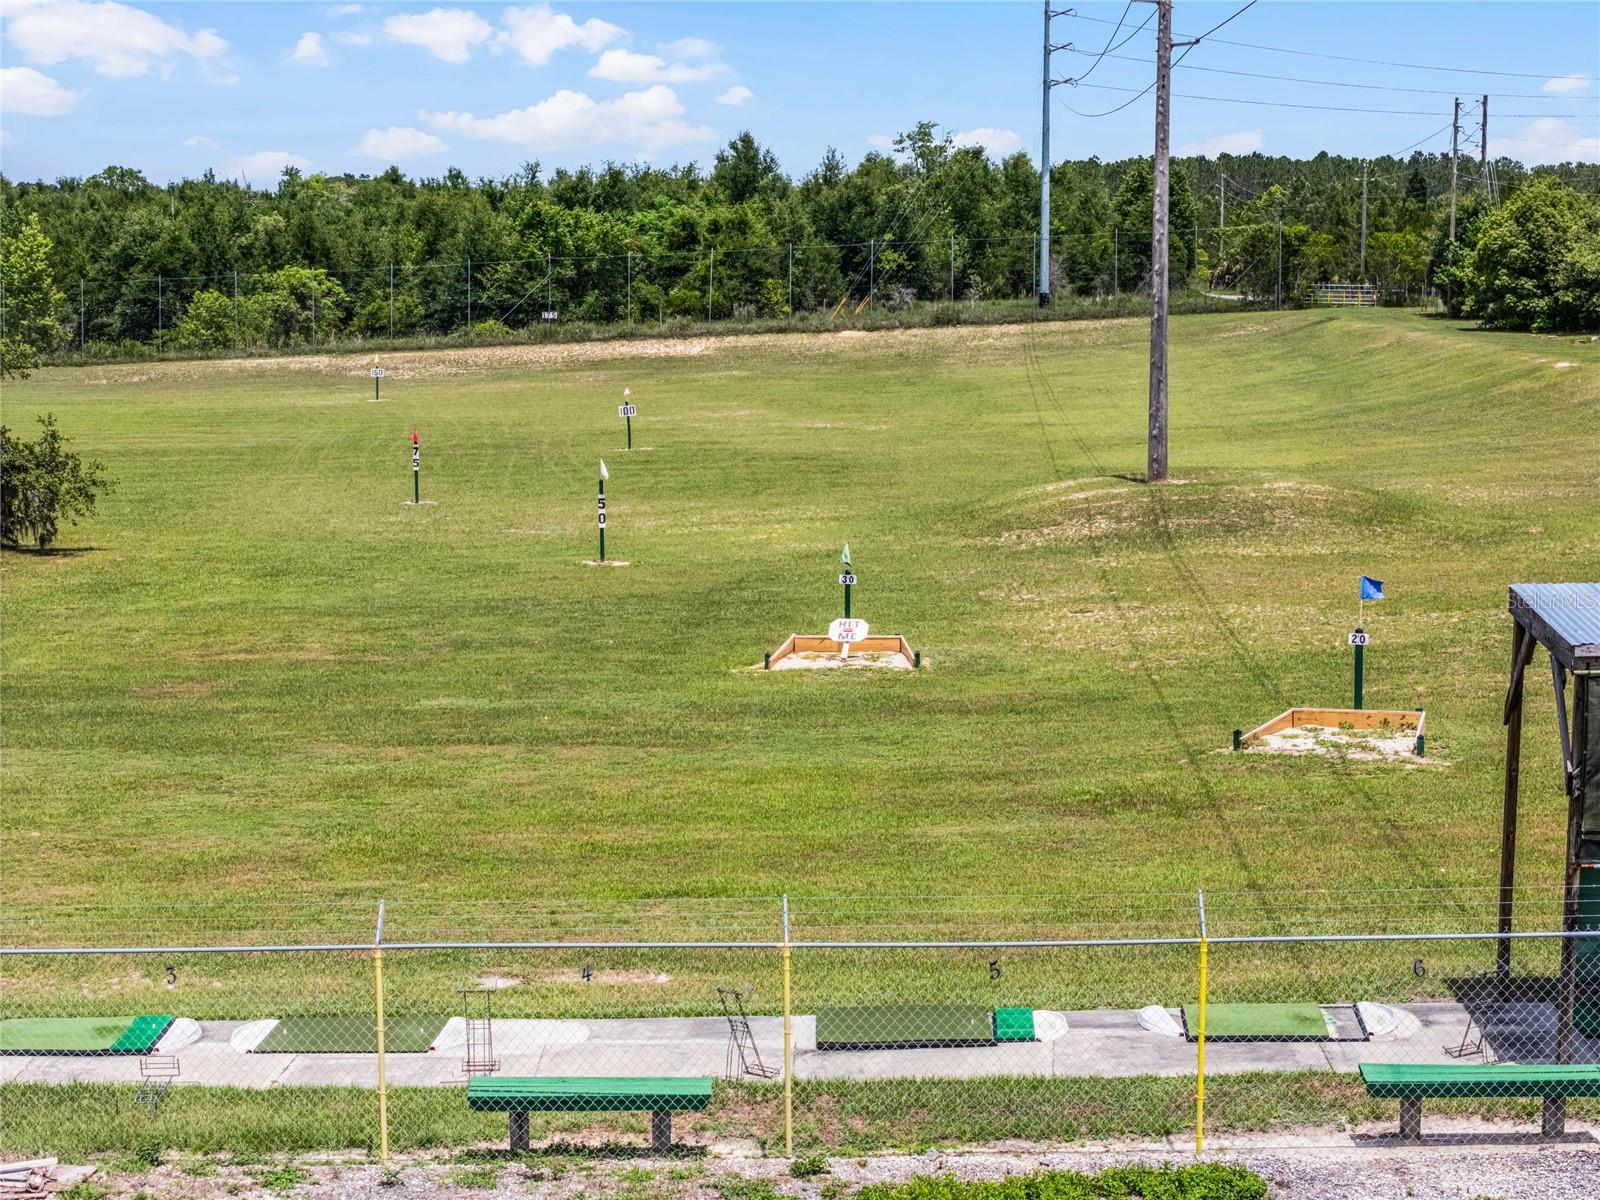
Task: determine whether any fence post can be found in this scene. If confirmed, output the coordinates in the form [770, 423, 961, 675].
[627, 250, 632, 322]
[156, 273, 163, 350]
[950, 236, 955, 301]
[466, 257, 472, 328]
[388, 262, 394, 339]
[782, 893, 794, 1158]
[787, 242, 793, 314]
[374, 900, 390, 1163]
[1195, 890, 1208, 1157]
[79, 277, 85, 351]
[311, 275, 318, 343]
[233, 270, 239, 348]
[707, 247, 715, 321]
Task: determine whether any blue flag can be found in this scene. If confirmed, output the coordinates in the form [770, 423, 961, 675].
[1360, 576, 1385, 602]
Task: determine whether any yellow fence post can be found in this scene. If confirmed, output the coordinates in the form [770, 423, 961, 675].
[1195, 890, 1208, 1158]
[374, 901, 390, 1164]
[782, 894, 794, 1158]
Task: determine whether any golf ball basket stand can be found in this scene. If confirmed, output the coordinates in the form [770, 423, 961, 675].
[1234, 706, 1426, 757]
[764, 633, 922, 670]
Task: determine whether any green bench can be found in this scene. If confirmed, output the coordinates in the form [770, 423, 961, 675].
[467, 1076, 714, 1151]
[1359, 1062, 1600, 1139]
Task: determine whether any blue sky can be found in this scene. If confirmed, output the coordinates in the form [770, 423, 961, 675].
[1, 1, 1596, 185]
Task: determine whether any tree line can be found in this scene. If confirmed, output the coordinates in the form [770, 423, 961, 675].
[2, 123, 1597, 358]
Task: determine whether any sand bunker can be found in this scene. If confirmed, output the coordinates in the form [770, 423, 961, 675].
[762, 650, 914, 671]
[1248, 723, 1428, 763]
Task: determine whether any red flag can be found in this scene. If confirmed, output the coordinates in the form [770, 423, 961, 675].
[411, 429, 418, 446]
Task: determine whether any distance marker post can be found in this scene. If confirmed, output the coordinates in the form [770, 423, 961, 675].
[839, 543, 855, 619]
[1349, 628, 1368, 710]
[410, 429, 420, 505]
[371, 366, 384, 401]
[619, 388, 637, 450]
[598, 459, 609, 562]
[1351, 576, 1384, 710]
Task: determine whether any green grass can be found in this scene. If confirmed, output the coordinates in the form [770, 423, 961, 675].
[2, 307, 1596, 965]
[6, 1076, 1597, 1158]
[856, 1165, 1267, 1200]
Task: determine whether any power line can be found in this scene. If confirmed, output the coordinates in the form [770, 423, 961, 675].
[1060, 0, 1257, 118]
[1062, 46, 1598, 101]
[1068, 10, 1590, 79]
[1071, 83, 1600, 121]
[1065, 2, 1149, 86]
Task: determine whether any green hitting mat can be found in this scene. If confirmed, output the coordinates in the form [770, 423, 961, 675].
[254, 1014, 449, 1054]
[816, 1004, 995, 1050]
[1181, 1003, 1333, 1042]
[994, 1008, 1036, 1042]
[0, 1014, 173, 1055]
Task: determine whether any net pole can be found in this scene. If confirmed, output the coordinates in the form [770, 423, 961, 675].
[374, 900, 390, 1163]
[782, 893, 794, 1157]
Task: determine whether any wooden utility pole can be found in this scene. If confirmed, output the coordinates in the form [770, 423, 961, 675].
[1480, 94, 1489, 174]
[1217, 172, 1226, 270]
[1146, 0, 1173, 484]
[1449, 97, 1462, 241]
[1039, 1, 1053, 307]
[1359, 161, 1368, 278]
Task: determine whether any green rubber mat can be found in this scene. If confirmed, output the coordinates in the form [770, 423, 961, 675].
[1181, 1003, 1332, 1041]
[994, 1007, 1036, 1042]
[254, 1014, 449, 1053]
[816, 1005, 995, 1050]
[0, 1015, 172, 1055]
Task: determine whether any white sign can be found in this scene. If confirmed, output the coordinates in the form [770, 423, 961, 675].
[619, 404, 637, 418]
[370, 367, 385, 378]
[828, 618, 869, 644]
[838, 573, 857, 586]
[541, 311, 558, 321]
[1348, 631, 1369, 646]
[597, 512, 606, 527]
[412, 448, 420, 469]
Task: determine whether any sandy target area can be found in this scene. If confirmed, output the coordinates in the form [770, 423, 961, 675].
[763, 649, 915, 671]
[1248, 724, 1430, 763]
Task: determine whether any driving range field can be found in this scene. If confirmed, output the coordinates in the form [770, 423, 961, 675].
[2, 308, 1597, 936]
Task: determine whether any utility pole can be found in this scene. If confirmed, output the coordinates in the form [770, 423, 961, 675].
[1359, 160, 1368, 278]
[1216, 172, 1226, 287]
[1275, 217, 1283, 310]
[1039, 5, 1075, 306]
[1146, 0, 1174, 484]
[1480, 94, 1489, 176]
[1449, 96, 1462, 241]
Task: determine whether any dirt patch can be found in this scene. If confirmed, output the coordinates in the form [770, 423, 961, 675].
[177, 649, 391, 664]
[1244, 723, 1435, 765]
[533, 968, 673, 986]
[759, 650, 915, 671]
[130, 681, 219, 700]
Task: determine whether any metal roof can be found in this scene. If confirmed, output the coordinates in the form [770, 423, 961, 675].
[1509, 583, 1600, 670]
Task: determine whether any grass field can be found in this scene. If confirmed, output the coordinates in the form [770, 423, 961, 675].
[3, 308, 1597, 943]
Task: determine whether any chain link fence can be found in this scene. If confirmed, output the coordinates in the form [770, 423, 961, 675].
[3, 891, 1597, 1161]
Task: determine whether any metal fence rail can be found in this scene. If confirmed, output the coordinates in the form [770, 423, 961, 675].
[3, 892, 1597, 1161]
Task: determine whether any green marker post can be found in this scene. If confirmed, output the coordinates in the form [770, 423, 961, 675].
[598, 459, 609, 561]
[1353, 628, 1365, 710]
[620, 390, 635, 451]
[839, 543, 854, 619]
[411, 429, 420, 504]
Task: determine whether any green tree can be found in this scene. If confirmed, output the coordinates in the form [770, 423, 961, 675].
[0, 414, 114, 550]
[0, 213, 65, 377]
[1465, 176, 1600, 331]
[173, 289, 247, 350]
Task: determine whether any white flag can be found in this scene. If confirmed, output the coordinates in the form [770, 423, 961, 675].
[599, 459, 609, 481]
[623, 387, 631, 398]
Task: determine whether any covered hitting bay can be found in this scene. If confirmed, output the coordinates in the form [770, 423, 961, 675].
[1494, 583, 1600, 1135]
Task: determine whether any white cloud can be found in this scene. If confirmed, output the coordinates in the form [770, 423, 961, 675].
[0, 129, 13, 146]
[1493, 117, 1600, 164]
[229, 150, 312, 182]
[662, 37, 717, 59]
[716, 85, 752, 107]
[383, 7, 492, 63]
[1542, 73, 1592, 95]
[328, 3, 369, 15]
[1175, 129, 1264, 157]
[497, 4, 624, 67]
[0, 65, 81, 115]
[333, 31, 371, 47]
[866, 133, 895, 151]
[421, 85, 714, 157]
[588, 48, 729, 85]
[353, 125, 448, 159]
[952, 127, 1023, 156]
[3, 0, 230, 80]
[184, 133, 219, 149]
[290, 32, 330, 67]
